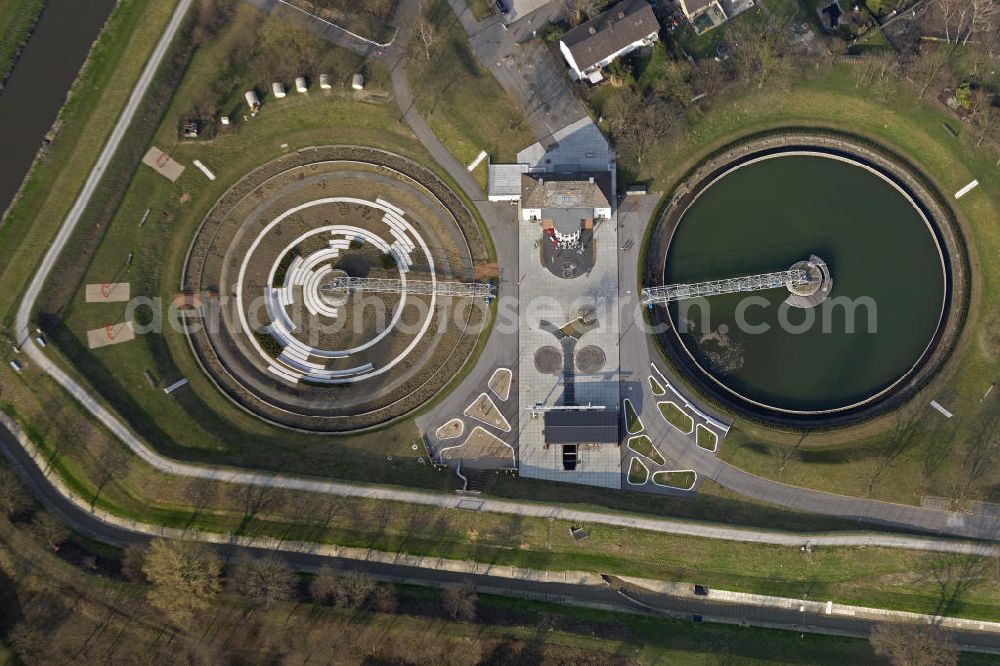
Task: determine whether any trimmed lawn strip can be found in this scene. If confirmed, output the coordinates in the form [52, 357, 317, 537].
[0, 0, 45, 85]
[627, 435, 665, 466]
[627, 457, 649, 485]
[659, 401, 694, 434]
[648, 374, 665, 396]
[0, 0, 178, 327]
[652, 470, 697, 491]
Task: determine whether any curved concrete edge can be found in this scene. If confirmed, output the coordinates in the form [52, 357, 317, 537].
[617, 575, 1000, 635]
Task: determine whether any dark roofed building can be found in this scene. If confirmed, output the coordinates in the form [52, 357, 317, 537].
[543, 410, 620, 445]
[559, 0, 660, 83]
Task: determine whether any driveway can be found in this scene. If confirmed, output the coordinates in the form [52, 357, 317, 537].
[447, 0, 588, 145]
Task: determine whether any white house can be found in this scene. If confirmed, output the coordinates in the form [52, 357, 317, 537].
[559, 0, 660, 83]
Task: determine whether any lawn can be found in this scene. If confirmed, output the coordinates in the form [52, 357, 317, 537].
[627, 435, 666, 466]
[659, 402, 694, 434]
[696, 424, 718, 451]
[652, 470, 697, 490]
[408, 0, 534, 166]
[627, 456, 649, 484]
[0, 0, 44, 86]
[624, 398, 642, 434]
[19, 4, 465, 491]
[0, 0, 178, 330]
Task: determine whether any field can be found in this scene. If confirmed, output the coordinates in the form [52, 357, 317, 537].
[0, 0, 45, 86]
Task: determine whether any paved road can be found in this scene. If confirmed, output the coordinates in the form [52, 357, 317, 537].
[445, 0, 587, 144]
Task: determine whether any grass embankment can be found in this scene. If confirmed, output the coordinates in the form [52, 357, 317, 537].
[0, 0, 45, 86]
[3, 3, 469, 492]
[0, 0, 177, 328]
[408, 0, 534, 181]
[625, 61, 1000, 507]
[5, 393, 1000, 624]
[0, 510, 916, 665]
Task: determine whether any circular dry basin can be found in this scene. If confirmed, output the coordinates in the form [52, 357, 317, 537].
[183, 149, 486, 432]
[660, 152, 947, 416]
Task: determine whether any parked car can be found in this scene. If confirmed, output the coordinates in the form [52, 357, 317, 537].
[495, 0, 511, 15]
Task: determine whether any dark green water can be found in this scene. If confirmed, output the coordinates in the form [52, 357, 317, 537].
[664, 154, 945, 413]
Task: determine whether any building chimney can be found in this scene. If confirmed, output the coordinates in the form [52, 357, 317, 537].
[588, 176, 594, 183]
[618, 11, 625, 19]
[588, 26, 597, 35]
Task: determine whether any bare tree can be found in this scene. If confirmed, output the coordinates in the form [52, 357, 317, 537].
[229, 552, 297, 608]
[931, 0, 998, 45]
[0, 466, 30, 517]
[121, 542, 147, 582]
[414, 4, 440, 62]
[31, 511, 68, 551]
[370, 585, 398, 613]
[310, 563, 340, 605]
[142, 538, 222, 627]
[565, 0, 598, 26]
[339, 570, 376, 609]
[869, 622, 958, 666]
[728, 13, 793, 88]
[442, 583, 476, 621]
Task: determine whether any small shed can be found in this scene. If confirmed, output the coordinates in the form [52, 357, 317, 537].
[272, 81, 286, 98]
[351, 73, 364, 91]
[295, 76, 308, 93]
[220, 116, 230, 125]
[244, 90, 260, 115]
[319, 73, 332, 90]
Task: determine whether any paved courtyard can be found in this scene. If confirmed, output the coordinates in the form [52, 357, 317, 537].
[516, 119, 622, 488]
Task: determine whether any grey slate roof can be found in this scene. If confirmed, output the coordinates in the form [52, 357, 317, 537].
[561, 0, 659, 72]
[543, 410, 620, 444]
[520, 173, 611, 210]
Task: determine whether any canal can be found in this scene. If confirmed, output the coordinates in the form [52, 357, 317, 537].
[0, 0, 115, 218]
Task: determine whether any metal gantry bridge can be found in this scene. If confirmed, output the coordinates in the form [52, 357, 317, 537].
[320, 276, 494, 299]
[641, 269, 810, 306]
